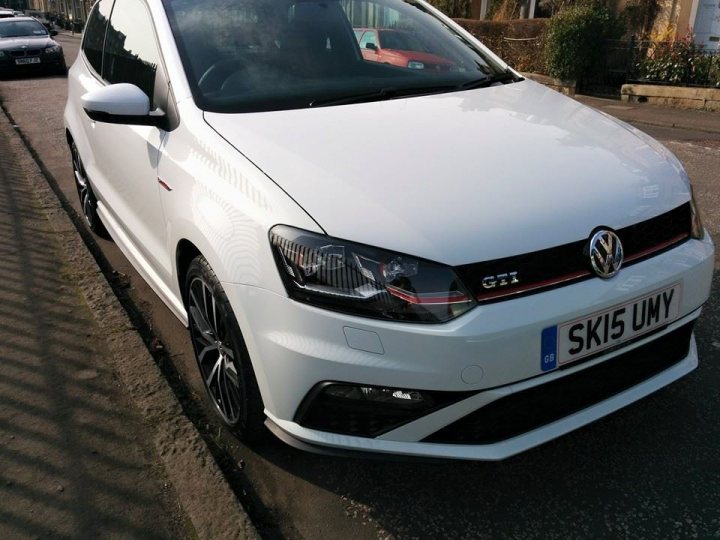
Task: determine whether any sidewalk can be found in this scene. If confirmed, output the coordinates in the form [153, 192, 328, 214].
[574, 94, 720, 134]
[56, 29, 81, 39]
[0, 116, 188, 537]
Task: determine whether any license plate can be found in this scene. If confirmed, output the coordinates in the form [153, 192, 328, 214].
[15, 57, 41, 65]
[541, 283, 682, 371]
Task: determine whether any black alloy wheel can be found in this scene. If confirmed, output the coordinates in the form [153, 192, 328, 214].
[186, 256, 265, 439]
[70, 141, 108, 237]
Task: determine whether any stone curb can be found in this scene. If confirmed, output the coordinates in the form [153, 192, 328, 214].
[622, 83, 720, 113]
[0, 106, 259, 540]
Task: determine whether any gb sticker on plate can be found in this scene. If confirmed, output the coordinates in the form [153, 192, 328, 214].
[541, 326, 558, 372]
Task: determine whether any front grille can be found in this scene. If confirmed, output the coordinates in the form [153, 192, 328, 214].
[9, 49, 43, 58]
[424, 321, 694, 445]
[457, 203, 691, 303]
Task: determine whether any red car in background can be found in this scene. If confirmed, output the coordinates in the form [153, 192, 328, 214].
[354, 28, 455, 71]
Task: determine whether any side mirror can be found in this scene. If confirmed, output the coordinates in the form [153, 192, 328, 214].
[365, 42, 378, 51]
[81, 83, 166, 128]
[50, 29, 58, 36]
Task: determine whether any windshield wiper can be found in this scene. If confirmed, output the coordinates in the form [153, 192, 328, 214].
[310, 84, 459, 108]
[459, 70, 521, 90]
[309, 70, 521, 108]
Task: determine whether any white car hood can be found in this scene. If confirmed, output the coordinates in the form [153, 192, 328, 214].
[205, 80, 690, 265]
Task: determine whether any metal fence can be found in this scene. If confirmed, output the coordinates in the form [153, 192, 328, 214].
[581, 39, 720, 97]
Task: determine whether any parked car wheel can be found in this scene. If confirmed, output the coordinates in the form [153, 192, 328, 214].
[55, 60, 67, 76]
[185, 256, 266, 440]
[70, 141, 108, 237]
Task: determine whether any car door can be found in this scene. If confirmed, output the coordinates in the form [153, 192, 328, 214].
[87, 0, 173, 282]
[359, 30, 380, 63]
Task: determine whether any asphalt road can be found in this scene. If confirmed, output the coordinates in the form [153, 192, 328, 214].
[1, 34, 719, 539]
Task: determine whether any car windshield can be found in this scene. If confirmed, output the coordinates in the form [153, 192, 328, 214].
[0, 20, 48, 37]
[163, 0, 510, 113]
[378, 30, 427, 51]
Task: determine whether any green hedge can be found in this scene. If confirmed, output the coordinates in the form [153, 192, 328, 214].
[544, 5, 623, 81]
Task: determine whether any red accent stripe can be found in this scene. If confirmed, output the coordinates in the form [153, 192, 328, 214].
[476, 270, 591, 302]
[386, 285, 471, 305]
[624, 233, 689, 263]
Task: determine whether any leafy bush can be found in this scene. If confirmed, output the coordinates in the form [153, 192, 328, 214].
[635, 36, 720, 87]
[544, 5, 623, 81]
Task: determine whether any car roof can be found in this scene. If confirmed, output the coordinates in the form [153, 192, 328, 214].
[0, 16, 40, 22]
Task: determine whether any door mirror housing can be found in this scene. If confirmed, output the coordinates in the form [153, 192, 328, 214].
[365, 42, 378, 51]
[50, 30, 58, 36]
[82, 83, 166, 128]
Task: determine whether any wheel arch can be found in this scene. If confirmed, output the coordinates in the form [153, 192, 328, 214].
[176, 238, 202, 308]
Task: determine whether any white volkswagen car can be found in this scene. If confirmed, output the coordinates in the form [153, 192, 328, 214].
[65, 0, 714, 460]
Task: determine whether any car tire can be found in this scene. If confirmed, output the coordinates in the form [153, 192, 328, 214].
[185, 256, 266, 440]
[70, 141, 109, 238]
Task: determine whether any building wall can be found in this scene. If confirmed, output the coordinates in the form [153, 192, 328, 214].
[693, 0, 720, 48]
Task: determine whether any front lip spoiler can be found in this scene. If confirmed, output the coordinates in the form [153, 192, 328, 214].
[264, 417, 454, 463]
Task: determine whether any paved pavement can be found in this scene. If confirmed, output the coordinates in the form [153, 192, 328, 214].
[1, 34, 719, 539]
[0, 105, 188, 537]
[574, 95, 720, 134]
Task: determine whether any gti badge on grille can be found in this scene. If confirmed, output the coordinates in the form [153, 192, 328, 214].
[589, 229, 624, 279]
[482, 272, 519, 290]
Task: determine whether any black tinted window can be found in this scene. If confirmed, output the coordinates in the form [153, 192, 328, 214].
[103, 0, 161, 107]
[82, 0, 113, 74]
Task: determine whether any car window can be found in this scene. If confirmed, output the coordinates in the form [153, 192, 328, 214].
[103, 0, 161, 107]
[359, 30, 378, 49]
[82, 0, 114, 75]
[379, 30, 427, 52]
[163, 0, 507, 114]
[0, 20, 48, 37]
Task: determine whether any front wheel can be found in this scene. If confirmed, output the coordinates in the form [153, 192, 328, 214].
[70, 141, 108, 237]
[185, 256, 266, 440]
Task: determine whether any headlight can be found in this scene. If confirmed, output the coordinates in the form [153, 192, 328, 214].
[690, 189, 705, 240]
[269, 225, 476, 323]
[407, 61, 425, 70]
[0, 51, 5, 58]
[44, 45, 61, 54]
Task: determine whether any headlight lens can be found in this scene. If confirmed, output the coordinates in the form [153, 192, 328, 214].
[44, 45, 61, 54]
[690, 190, 704, 240]
[269, 225, 476, 323]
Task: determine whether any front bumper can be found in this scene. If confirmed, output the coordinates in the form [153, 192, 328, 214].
[223, 235, 714, 459]
[0, 52, 64, 71]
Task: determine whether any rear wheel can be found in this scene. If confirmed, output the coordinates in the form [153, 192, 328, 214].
[185, 256, 266, 440]
[70, 141, 108, 237]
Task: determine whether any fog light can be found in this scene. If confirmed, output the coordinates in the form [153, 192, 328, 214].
[327, 384, 426, 406]
[295, 382, 472, 438]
